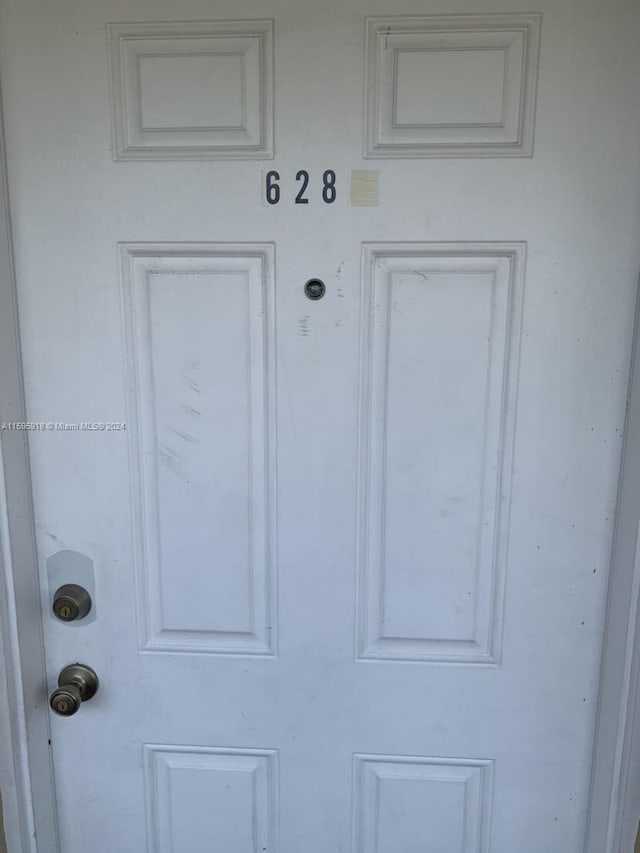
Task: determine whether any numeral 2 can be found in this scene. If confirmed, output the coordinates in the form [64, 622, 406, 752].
[295, 170, 310, 204]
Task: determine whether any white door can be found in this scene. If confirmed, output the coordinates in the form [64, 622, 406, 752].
[1, 0, 639, 851]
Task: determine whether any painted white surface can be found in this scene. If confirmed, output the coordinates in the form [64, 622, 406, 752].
[109, 20, 274, 159]
[122, 246, 276, 654]
[586, 287, 640, 853]
[0, 79, 56, 853]
[364, 15, 540, 157]
[0, 0, 638, 851]
[354, 755, 493, 853]
[357, 245, 522, 663]
[144, 745, 278, 853]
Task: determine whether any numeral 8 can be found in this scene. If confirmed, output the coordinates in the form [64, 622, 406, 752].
[322, 170, 337, 204]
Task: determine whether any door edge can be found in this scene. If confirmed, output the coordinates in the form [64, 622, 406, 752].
[0, 76, 58, 852]
[586, 272, 640, 853]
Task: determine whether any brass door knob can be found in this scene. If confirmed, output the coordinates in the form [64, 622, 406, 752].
[50, 663, 99, 717]
[52, 584, 92, 622]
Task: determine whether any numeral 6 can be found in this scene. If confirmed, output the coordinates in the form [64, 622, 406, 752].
[265, 170, 280, 205]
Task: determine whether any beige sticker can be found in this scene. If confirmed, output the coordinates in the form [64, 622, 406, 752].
[350, 170, 379, 207]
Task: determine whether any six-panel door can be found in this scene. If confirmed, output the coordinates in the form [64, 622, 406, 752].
[2, 1, 639, 851]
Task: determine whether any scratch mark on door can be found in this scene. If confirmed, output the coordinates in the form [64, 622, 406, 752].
[170, 427, 196, 444]
[298, 316, 310, 336]
[182, 402, 202, 418]
[158, 446, 185, 477]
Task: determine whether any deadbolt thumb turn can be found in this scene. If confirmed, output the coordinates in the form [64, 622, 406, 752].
[50, 663, 99, 717]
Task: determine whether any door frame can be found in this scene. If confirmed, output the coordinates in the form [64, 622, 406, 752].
[585, 276, 640, 853]
[0, 80, 58, 853]
[0, 64, 639, 853]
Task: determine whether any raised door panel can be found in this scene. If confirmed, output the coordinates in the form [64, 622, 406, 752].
[365, 14, 541, 157]
[357, 244, 525, 663]
[144, 745, 278, 853]
[353, 755, 493, 853]
[122, 245, 276, 654]
[108, 20, 274, 160]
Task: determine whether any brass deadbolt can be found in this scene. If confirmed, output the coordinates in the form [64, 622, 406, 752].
[53, 584, 92, 622]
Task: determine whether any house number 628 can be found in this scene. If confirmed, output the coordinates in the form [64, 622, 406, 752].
[265, 170, 337, 205]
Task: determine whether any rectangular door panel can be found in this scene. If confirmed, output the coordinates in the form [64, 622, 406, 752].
[358, 244, 524, 663]
[122, 245, 276, 654]
[108, 20, 275, 160]
[144, 745, 278, 853]
[353, 754, 493, 853]
[364, 14, 541, 158]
